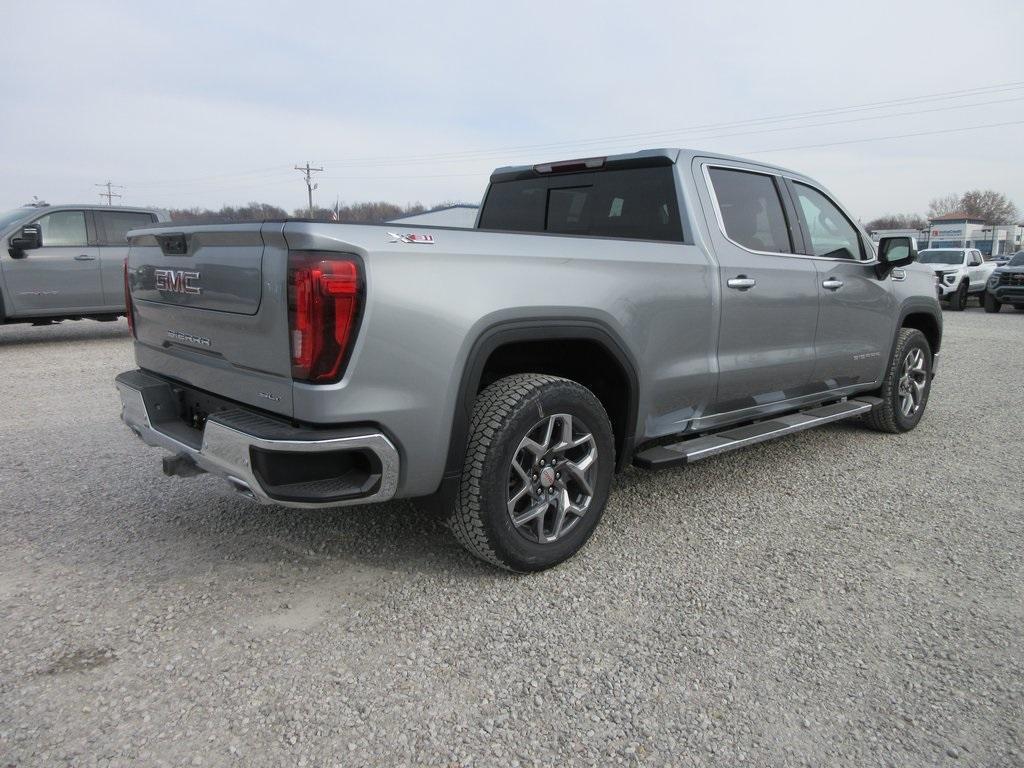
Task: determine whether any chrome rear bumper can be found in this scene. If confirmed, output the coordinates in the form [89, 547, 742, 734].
[115, 370, 399, 508]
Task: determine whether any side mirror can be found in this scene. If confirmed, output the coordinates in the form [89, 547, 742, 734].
[875, 236, 916, 278]
[8, 224, 41, 257]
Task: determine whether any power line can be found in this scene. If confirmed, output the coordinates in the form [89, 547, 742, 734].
[126, 80, 1024, 190]
[95, 180, 124, 205]
[743, 118, 1024, 155]
[129, 117, 1024, 203]
[319, 81, 1024, 169]
[294, 162, 324, 218]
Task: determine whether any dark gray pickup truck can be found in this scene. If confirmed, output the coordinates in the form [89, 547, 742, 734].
[115, 148, 941, 571]
[1, 205, 168, 324]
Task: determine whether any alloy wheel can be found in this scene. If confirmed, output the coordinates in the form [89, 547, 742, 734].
[506, 413, 597, 544]
[897, 347, 928, 417]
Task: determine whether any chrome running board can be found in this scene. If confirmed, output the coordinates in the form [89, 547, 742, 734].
[633, 397, 880, 470]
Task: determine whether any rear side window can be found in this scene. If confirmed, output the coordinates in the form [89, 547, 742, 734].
[36, 210, 88, 247]
[96, 211, 156, 246]
[708, 168, 792, 253]
[479, 166, 683, 242]
[792, 183, 862, 260]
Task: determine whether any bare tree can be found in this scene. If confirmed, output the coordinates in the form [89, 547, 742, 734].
[298, 201, 427, 223]
[865, 213, 927, 231]
[927, 194, 962, 219]
[927, 190, 1019, 224]
[166, 201, 439, 225]
[169, 202, 288, 224]
[959, 190, 1019, 224]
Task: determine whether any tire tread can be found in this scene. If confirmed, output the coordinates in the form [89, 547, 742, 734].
[447, 373, 610, 571]
[863, 327, 929, 434]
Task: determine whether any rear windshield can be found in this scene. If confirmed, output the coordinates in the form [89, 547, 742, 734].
[918, 250, 964, 265]
[478, 166, 683, 242]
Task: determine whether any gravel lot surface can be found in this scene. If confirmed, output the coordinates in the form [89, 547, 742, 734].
[1, 308, 1022, 767]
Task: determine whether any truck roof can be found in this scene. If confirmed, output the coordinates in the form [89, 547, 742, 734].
[490, 147, 801, 182]
[11, 203, 166, 214]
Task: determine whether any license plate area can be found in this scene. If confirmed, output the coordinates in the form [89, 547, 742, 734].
[172, 385, 241, 435]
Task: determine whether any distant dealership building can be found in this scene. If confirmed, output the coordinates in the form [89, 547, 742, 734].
[926, 214, 1023, 254]
[871, 215, 1024, 255]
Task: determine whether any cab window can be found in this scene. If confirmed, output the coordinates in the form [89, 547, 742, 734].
[792, 183, 862, 260]
[35, 211, 88, 247]
[96, 211, 157, 246]
[707, 167, 792, 253]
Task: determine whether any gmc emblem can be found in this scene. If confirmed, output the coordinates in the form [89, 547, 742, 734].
[155, 268, 201, 295]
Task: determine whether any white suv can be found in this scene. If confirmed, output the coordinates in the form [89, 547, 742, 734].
[918, 248, 996, 311]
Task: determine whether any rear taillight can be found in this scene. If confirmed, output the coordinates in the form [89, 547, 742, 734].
[287, 252, 363, 383]
[123, 258, 136, 337]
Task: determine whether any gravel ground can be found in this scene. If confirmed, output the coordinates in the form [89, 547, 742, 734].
[1, 308, 1022, 767]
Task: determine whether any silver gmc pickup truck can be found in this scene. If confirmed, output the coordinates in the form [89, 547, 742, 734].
[1, 205, 168, 324]
[116, 148, 941, 572]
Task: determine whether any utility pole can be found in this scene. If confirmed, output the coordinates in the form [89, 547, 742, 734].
[95, 181, 123, 205]
[294, 162, 323, 218]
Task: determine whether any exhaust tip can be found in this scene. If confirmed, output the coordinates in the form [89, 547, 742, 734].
[226, 476, 257, 500]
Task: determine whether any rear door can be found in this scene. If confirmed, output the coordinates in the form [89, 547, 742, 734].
[785, 179, 895, 389]
[2, 209, 103, 315]
[95, 209, 159, 308]
[696, 161, 819, 412]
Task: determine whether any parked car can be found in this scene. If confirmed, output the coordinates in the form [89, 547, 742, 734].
[984, 251, 1024, 313]
[1, 204, 169, 325]
[115, 148, 941, 572]
[917, 247, 996, 310]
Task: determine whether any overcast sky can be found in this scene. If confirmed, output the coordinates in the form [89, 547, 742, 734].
[2, 0, 1023, 220]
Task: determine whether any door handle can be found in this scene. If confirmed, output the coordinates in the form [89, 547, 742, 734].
[822, 278, 844, 290]
[74, 254, 97, 261]
[726, 276, 757, 291]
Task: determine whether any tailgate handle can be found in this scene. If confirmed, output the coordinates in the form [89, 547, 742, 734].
[156, 233, 189, 256]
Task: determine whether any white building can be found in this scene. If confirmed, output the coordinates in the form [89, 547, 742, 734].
[387, 204, 479, 229]
[927, 214, 1024, 255]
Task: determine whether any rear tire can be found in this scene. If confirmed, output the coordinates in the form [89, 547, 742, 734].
[949, 282, 967, 311]
[448, 374, 615, 572]
[863, 328, 932, 434]
[984, 292, 1002, 313]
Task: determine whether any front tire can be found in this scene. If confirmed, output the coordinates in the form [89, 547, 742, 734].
[984, 292, 1002, 313]
[949, 281, 968, 311]
[863, 328, 932, 434]
[448, 374, 615, 572]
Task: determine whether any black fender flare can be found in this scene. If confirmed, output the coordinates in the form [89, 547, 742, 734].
[440, 318, 640, 490]
[895, 298, 943, 355]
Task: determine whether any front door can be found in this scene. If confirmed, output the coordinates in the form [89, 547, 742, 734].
[786, 180, 895, 389]
[3, 209, 102, 315]
[696, 162, 819, 414]
[965, 250, 987, 292]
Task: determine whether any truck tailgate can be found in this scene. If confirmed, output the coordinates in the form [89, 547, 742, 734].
[126, 222, 295, 416]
